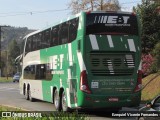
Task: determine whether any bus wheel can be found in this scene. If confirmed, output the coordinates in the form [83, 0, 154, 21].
[29, 88, 35, 102]
[54, 90, 61, 111]
[62, 91, 71, 112]
[25, 88, 29, 100]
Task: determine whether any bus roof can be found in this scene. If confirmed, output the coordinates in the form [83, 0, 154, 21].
[23, 29, 41, 39]
[89, 11, 135, 15]
[23, 11, 136, 40]
[23, 12, 82, 40]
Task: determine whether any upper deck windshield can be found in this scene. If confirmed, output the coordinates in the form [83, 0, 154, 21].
[86, 13, 138, 35]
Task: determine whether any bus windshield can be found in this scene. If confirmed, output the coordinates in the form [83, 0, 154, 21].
[86, 13, 138, 35]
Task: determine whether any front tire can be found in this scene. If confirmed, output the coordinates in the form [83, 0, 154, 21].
[54, 90, 61, 111]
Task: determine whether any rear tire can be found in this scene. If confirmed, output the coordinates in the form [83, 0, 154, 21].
[54, 90, 61, 111]
[29, 89, 35, 102]
[25, 88, 29, 100]
[62, 91, 71, 112]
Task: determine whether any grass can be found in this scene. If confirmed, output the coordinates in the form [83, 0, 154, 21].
[0, 105, 89, 120]
[0, 105, 21, 111]
[0, 77, 12, 83]
[141, 73, 160, 102]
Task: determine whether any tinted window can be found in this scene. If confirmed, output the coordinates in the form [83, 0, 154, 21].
[25, 17, 79, 54]
[41, 32, 45, 49]
[51, 26, 59, 46]
[25, 37, 32, 54]
[86, 13, 138, 35]
[24, 65, 35, 79]
[37, 33, 42, 50]
[32, 35, 37, 51]
[68, 18, 79, 42]
[36, 64, 46, 79]
[24, 64, 52, 80]
[44, 29, 51, 48]
[59, 22, 68, 45]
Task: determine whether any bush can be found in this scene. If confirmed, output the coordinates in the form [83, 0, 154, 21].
[151, 42, 160, 73]
[142, 54, 154, 76]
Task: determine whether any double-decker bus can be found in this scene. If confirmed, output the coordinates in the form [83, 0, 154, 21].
[20, 11, 142, 112]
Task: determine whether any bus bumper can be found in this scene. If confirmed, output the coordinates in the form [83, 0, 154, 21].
[77, 92, 141, 109]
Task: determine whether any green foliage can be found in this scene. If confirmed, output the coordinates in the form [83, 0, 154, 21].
[8, 40, 20, 63]
[2, 40, 21, 76]
[0, 77, 12, 82]
[135, 1, 160, 53]
[0, 107, 89, 120]
[150, 42, 160, 72]
[0, 60, 5, 69]
[0, 27, 34, 76]
[134, 0, 160, 75]
[42, 112, 89, 120]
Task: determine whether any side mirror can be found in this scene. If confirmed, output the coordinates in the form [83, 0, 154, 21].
[146, 102, 152, 108]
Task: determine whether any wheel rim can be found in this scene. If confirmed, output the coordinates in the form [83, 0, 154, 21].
[54, 91, 59, 109]
[25, 89, 29, 100]
[62, 92, 67, 111]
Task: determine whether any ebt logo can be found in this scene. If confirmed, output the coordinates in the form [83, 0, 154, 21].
[94, 15, 130, 24]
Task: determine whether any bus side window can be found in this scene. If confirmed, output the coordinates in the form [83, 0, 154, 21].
[25, 37, 32, 55]
[44, 29, 51, 48]
[32, 35, 37, 51]
[24, 66, 30, 79]
[45, 64, 52, 80]
[25, 40, 29, 55]
[51, 26, 59, 47]
[24, 65, 35, 79]
[59, 22, 68, 45]
[36, 64, 46, 79]
[37, 33, 42, 50]
[41, 32, 45, 49]
[69, 18, 79, 42]
[30, 37, 33, 51]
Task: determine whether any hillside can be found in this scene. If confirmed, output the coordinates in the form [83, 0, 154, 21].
[1, 26, 35, 50]
[141, 73, 160, 102]
[0, 26, 36, 76]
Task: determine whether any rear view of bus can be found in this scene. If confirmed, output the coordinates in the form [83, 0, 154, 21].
[78, 11, 142, 110]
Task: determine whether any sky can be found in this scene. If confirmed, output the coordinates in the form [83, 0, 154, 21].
[0, 0, 141, 30]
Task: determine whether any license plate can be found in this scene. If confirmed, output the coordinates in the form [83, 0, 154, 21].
[108, 98, 119, 102]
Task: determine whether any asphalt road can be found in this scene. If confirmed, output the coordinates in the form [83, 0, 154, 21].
[0, 82, 137, 120]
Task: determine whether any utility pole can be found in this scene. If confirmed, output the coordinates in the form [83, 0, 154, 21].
[0, 25, 10, 77]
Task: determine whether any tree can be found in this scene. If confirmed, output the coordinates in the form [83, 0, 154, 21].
[135, 0, 160, 53]
[7, 40, 20, 75]
[134, 0, 160, 75]
[68, 0, 121, 14]
[97, 0, 121, 11]
[151, 42, 160, 73]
